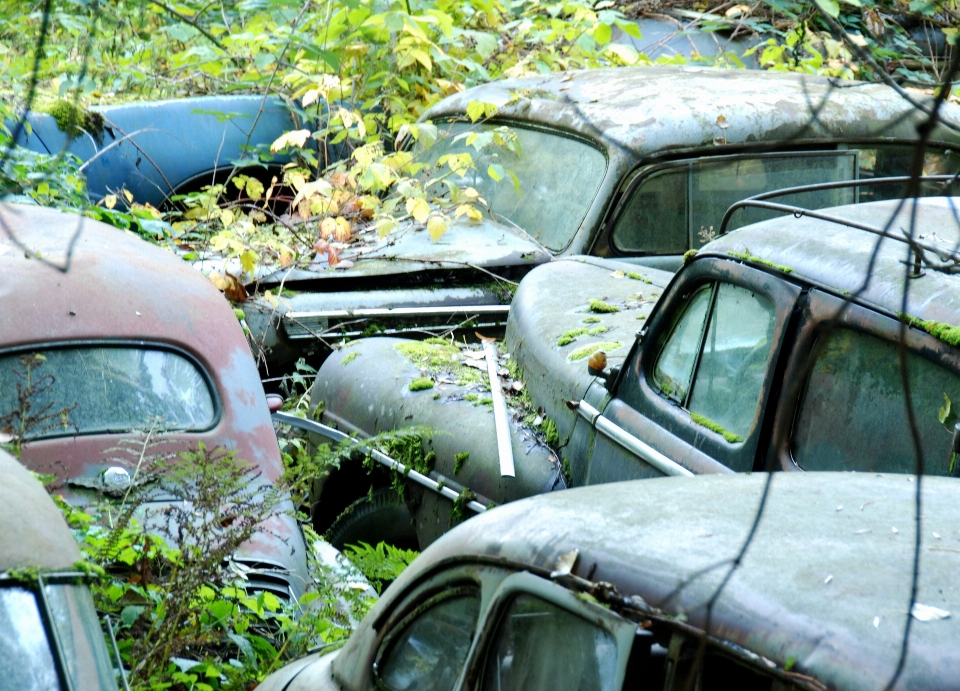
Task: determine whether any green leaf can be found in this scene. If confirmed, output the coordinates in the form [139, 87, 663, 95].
[594, 22, 612, 45]
[487, 163, 504, 182]
[617, 20, 642, 39]
[120, 605, 144, 627]
[939, 393, 954, 425]
[813, 0, 840, 17]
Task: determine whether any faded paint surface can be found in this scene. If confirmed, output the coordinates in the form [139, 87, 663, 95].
[0, 447, 81, 571]
[365, 473, 960, 691]
[0, 204, 306, 592]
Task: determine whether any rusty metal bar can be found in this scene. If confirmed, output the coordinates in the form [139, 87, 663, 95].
[576, 400, 693, 477]
[272, 412, 489, 513]
[483, 340, 515, 478]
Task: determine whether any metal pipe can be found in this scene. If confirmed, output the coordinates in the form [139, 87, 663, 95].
[272, 412, 489, 513]
[576, 400, 693, 477]
[483, 340, 516, 478]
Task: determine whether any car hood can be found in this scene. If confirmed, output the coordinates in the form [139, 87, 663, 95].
[257, 216, 550, 285]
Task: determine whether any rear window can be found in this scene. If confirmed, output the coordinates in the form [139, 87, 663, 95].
[793, 328, 960, 474]
[0, 346, 216, 439]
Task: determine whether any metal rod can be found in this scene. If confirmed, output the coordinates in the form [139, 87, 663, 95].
[272, 412, 489, 513]
[287, 304, 510, 321]
[104, 615, 131, 691]
[576, 400, 693, 477]
[483, 340, 515, 478]
[36, 574, 75, 691]
[718, 174, 959, 237]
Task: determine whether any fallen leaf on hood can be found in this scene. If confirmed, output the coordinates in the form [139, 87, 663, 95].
[314, 239, 340, 267]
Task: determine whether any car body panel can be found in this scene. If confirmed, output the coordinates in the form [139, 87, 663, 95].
[270, 473, 960, 691]
[15, 95, 305, 206]
[0, 203, 308, 598]
[505, 256, 673, 443]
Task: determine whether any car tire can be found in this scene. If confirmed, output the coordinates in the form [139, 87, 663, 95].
[326, 488, 419, 551]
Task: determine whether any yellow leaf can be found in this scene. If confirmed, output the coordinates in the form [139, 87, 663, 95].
[320, 217, 337, 239]
[103, 194, 117, 209]
[219, 209, 235, 227]
[426, 214, 448, 241]
[376, 217, 398, 238]
[406, 197, 431, 222]
[240, 249, 258, 273]
[245, 178, 264, 201]
[409, 49, 433, 71]
[455, 204, 482, 221]
[122, 189, 134, 203]
[334, 216, 352, 241]
[270, 129, 311, 153]
[463, 187, 479, 199]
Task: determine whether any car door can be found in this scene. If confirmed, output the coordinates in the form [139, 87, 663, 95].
[767, 289, 960, 476]
[570, 258, 801, 484]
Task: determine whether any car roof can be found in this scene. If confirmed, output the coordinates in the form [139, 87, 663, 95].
[423, 66, 960, 156]
[0, 447, 81, 572]
[0, 203, 240, 359]
[407, 472, 960, 690]
[701, 196, 960, 326]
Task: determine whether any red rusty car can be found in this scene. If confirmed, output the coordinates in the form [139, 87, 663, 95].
[0, 203, 308, 600]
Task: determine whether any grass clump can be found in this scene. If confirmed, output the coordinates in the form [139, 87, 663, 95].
[727, 250, 794, 274]
[568, 341, 624, 361]
[589, 299, 620, 313]
[690, 412, 742, 443]
[900, 313, 960, 347]
[341, 351, 360, 366]
[627, 271, 652, 283]
[409, 377, 435, 391]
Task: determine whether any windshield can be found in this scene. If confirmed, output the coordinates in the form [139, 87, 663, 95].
[418, 122, 607, 252]
[0, 346, 216, 439]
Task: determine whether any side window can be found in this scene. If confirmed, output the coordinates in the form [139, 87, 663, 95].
[482, 594, 619, 691]
[376, 590, 481, 691]
[793, 328, 960, 475]
[653, 283, 776, 442]
[609, 169, 687, 253]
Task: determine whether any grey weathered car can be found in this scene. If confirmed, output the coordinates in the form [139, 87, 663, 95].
[0, 203, 309, 600]
[0, 445, 120, 690]
[256, 472, 960, 691]
[245, 65, 960, 366]
[307, 191, 960, 546]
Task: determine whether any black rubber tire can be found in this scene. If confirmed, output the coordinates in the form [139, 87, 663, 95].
[326, 488, 419, 551]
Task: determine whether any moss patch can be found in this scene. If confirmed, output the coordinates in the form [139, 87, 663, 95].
[727, 250, 794, 274]
[395, 340, 482, 385]
[44, 99, 105, 139]
[543, 417, 559, 446]
[557, 326, 605, 346]
[341, 351, 360, 366]
[454, 451, 469, 475]
[627, 271, 652, 284]
[900, 313, 960, 347]
[569, 341, 624, 361]
[690, 412, 742, 444]
[582, 316, 601, 324]
[682, 249, 698, 266]
[408, 377, 435, 391]
[589, 299, 620, 313]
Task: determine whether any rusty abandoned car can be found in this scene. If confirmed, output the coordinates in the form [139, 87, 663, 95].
[0, 203, 309, 600]
[304, 191, 960, 547]
[12, 95, 313, 208]
[0, 446, 120, 690]
[257, 472, 960, 691]
[243, 65, 960, 367]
